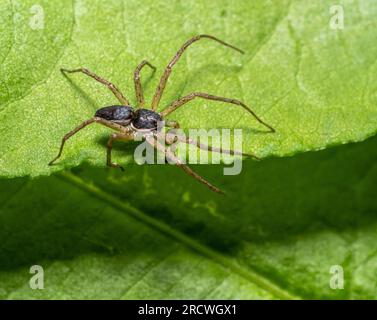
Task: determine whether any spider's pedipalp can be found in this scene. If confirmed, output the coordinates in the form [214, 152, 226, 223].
[164, 119, 180, 129]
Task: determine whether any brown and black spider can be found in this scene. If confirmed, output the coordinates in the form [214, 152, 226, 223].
[49, 34, 275, 194]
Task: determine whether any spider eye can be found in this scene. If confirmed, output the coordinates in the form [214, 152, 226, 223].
[95, 105, 134, 122]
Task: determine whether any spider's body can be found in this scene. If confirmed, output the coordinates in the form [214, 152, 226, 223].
[49, 34, 275, 194]
[95, 105, 162, 131]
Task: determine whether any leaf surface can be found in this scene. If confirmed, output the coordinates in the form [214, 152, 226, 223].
[1, 134, 376, 298]
[1, 0, 377, 177]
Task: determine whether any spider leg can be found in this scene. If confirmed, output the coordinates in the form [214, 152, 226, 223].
[49, 117, 127, 166]
[134, 60, 156, 108]
[106, 132, 134, 171]
[162, 120, 181, 146]
[160, 92, 275, 132]
[146, 135, 224, 194]
[151, 34, 244, 111]
[61, 67, 130, 105]
[165, 130, 260, 160]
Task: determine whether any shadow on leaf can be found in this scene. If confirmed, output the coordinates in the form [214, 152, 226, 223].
[0, 134, 376, 272]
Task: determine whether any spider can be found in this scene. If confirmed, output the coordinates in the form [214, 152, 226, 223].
[49, 34, 275, 194]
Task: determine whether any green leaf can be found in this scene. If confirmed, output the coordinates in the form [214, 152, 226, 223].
[1, 0, 377, 177]
[73, 133, 377, 299]
[0, 133, 376, 299]
[1, 0, 377, 300]
[0, 175, 283, 299]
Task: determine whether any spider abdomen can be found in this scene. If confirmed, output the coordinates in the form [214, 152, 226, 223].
[95, 105, 134, 121]
[132, 108, 162, 130]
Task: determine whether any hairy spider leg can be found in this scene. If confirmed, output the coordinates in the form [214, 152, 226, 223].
[61, 67, 130, 105]
[134, 60, 156, 108]
[49, 117, 127, 166]
[160, 92, 275, 132]
[146, 135, 224, 194]
[151, 34, 244, 111]
[164, 129, 261, 160]
[106, 132, 134, 171]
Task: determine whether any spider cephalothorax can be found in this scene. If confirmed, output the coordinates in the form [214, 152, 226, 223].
[131, 108, 163, 130]
[49, 35, 275, 194]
